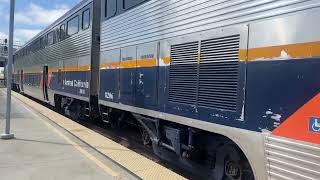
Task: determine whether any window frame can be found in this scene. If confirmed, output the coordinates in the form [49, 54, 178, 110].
[82, 8, 90, 30]
[40, 36, 46, 49]
[47, 31, 54, 46]
[102, 0, 150, 21]
[67, 15, 79, 37]
[123, 0, 148, 10]
[105, 0, 117, 18]
[55, 28, 60, 42]
[60, 24, 65, 40]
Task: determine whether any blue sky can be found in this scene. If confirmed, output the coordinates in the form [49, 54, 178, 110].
[0, 0, 81, 45]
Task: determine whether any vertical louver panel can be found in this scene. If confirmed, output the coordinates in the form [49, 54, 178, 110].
[168, 41, 198, 105]
[198, 35, 240, 111]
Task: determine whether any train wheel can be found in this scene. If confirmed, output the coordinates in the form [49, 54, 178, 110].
[210, 145, 254, 180]
[107, 112, 124, 129]
[140, 127, 151, 146]
[69, 103, 82, 121]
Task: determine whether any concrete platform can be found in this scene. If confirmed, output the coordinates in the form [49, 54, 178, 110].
[0, 88, 137, 180]
[0, 88, 186, 180]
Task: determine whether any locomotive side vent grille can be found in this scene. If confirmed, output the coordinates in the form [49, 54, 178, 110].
[198, 35, 240, 111]
[168, 41, 198, 105]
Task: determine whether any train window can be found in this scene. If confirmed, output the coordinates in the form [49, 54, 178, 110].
[40, 36, 46, 48]
[82, 9, 90, 30]
[60, 24, 65, 40]
[55, 28, 60, 42]
[36, 39, 40, 50]
[123, 0, 147, 10]
[31, 43, 34, 52]
[67, 16, 79, 36]
[31, 43, 35, 52]
[47, 31, 54, 45]
[106, 0, 117, 18]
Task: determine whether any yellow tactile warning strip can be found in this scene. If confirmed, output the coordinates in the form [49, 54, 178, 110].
[12, 92, 186, 180]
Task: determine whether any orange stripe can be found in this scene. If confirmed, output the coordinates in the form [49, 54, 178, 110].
[23, 65, 90, 74]
[63, 65, 90, 72]
[246, 41, 320, 61]
[24, 71, 42, 74]
[239, 49, 247, 61]
[49, 68, 58, 73]
[63, 66, 79, 72]
[100, 58, 158, 69]
[162, 57, 170, 65]
[103, 62, 120, 69]
[77, 65, 91, 71]
[100, 64, 107, 69]
[120, 60, 136, 69]
[136, 58, 157, 67]
[99, 41, 320, 68]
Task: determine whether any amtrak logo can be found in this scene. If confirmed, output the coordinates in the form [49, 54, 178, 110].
[309, 117, 320, 133]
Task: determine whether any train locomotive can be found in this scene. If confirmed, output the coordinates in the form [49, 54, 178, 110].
[13, 0, 320, 179]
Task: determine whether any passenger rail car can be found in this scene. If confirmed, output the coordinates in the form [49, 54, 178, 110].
[14, 0, 101, 118]
[14, 0, 320, 180]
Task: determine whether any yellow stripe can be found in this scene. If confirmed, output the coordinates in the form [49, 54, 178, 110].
[48, 68, 58, 73]
[100, 41, 320, 64]
[100, 58, 159, 69]
[162, 56, 171, 65]
[120, 59, 137, 69]
[41, 120, 119, 177]
[14, 96, 120, 178]
[23, 65, 90, 74]
[245, 41, 320, 61]
[24, 70, 42, 74]
[13, 91, 185, 180]
[101, 62, 119, 69]
[239, 49, 247, 61]
[63, 65, 91, 72]
[24, 41, 320, 73]
[78, 65, 91, 71]
[137, 58, 157, 67]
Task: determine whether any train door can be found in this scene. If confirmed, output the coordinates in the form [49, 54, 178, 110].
[43, 66, 49, 101]
[20, 69, 24, 92]
[119, 46, 136, 105]
[135, 42, 158, 109]
[58, 61, 64, 91]
[99, 49, 120, 103]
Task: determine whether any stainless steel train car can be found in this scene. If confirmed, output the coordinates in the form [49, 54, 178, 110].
[14, 0, 320, 179]
[14, 0, 101, 118]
